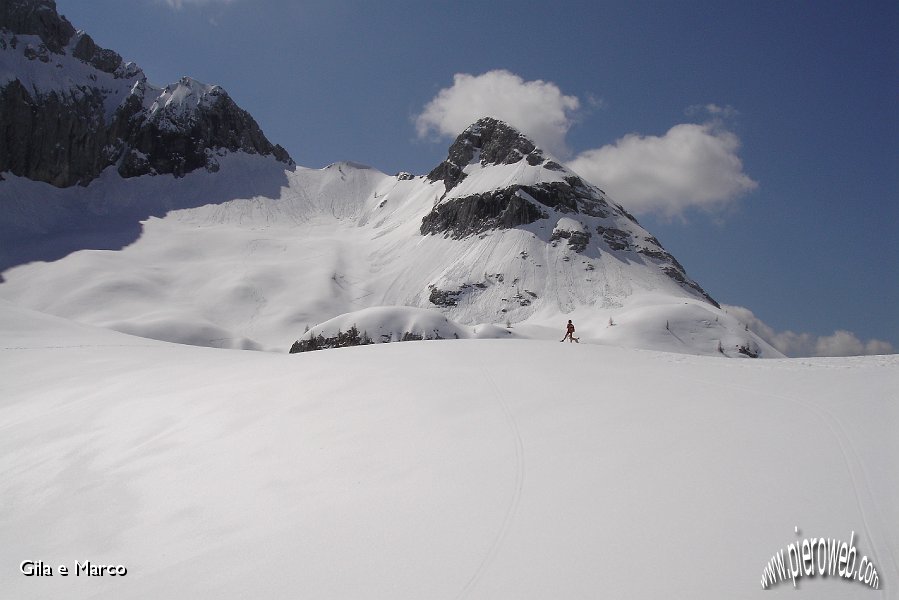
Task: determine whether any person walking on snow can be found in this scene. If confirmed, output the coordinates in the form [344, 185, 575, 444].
[562, 319, 579, 343]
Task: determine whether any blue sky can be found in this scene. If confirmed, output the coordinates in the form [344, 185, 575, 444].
[55, 0, 898, 354]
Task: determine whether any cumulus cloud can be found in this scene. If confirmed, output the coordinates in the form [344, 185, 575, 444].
[722, 305, 895, 357]
[415, 70, 580, 157]
[567, 122, 758, 218]
[416, 70, 756, 218]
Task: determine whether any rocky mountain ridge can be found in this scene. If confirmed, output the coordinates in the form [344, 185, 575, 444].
[421, 117, 719, 307]
[0, 3, 761, 357]
[0, 0, 292, 187]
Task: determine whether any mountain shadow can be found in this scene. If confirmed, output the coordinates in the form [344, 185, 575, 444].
[0, 156, 291, 280]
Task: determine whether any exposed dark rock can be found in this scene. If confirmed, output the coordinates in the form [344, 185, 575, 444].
[566, 231, 590, 253]
[0, 0, 75, 54]
[71, 32, 126, 75]
[638, 246, 686, 274]
[617, 203, 640, 225]
[421, 120, 613, 238]
[290, 325, 456, 353]
[427, 117, 557, 193]
[596, 226, 633, 251]
[0, 79, 112, 186]
[420, 179, 608, 239]
[418, 118, 721, 309]
[428, 286, 462, 307]
[0, 0, 293, 187]
[421, 186, 549, 238]
[23, 42, 49, 61]
[578, 202, 611, 218]
[551, 227, 591, 253]
[521, 182, 582, 212]
[115, 79, 293, 180]
[736, 342, 760, 358]
[632, 237, 718, 307]
[660, 266, 719, 308]
[289, 324, 374, 353]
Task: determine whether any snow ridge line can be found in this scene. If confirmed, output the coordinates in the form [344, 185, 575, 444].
[454, 363, 526, 599]
[2, 344, 157, 350]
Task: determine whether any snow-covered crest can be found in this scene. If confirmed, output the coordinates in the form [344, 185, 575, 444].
[147, 76, 226, 125]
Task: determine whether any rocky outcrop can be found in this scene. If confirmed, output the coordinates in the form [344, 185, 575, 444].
[114, 77, 293, 179]
[0, 0, 292, 187]
[70, 31, 129, 75]
[0, 78, 110, 187]
[551, 224, 591, 253]
[420, 186, 550, 237]
[0, 0, 74, 53]
[290, 325, 374, 353]
[421, 119, 618, 239]
[427, 117, 564, 193]
[420, 117, 720, 307]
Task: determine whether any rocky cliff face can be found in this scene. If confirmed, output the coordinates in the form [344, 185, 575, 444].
[0, 0, 292, 187]
[426, 117, 566, 192]
[422, 117, 720, 307]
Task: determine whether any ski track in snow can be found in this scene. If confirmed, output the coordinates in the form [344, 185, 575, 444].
[669, 370, 899, 583]
[454, 362, 527, 599]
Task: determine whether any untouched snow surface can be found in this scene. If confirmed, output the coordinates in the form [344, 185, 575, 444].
[1, 303, 896, 599]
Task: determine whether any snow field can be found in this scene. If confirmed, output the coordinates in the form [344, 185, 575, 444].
[1, 304, 896, 599]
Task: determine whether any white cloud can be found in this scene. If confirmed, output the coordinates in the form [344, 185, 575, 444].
[814, 331, 895, 357]
[415, 70, 580, 158]
[722, 305, 895, 357]
[686, 103, 739, 119]
[162, 0, 235, 9]
[566, 122, 758, 218]
[585, 93, 608, 110]
[416, 71, 756, 219]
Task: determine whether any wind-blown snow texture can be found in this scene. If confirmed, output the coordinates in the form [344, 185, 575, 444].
[1, 8, 895, 597]
[1, 302, 896, 599]
[0, 124, 778, 357]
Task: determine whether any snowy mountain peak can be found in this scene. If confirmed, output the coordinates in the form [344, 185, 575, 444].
[147, 76, 226, 123]
[0, 0, 292, 186]
[427, 117, 564, 192]
[418, 118, 721, 309]
[421, 117, 622, 237]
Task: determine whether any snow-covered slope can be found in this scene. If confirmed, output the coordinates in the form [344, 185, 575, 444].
[0, 125, 780, 357]
[1, 302, 895, 599]
[0, 3, 777, 358]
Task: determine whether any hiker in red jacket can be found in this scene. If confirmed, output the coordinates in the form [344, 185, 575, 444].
[562, 319, 579, 343]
